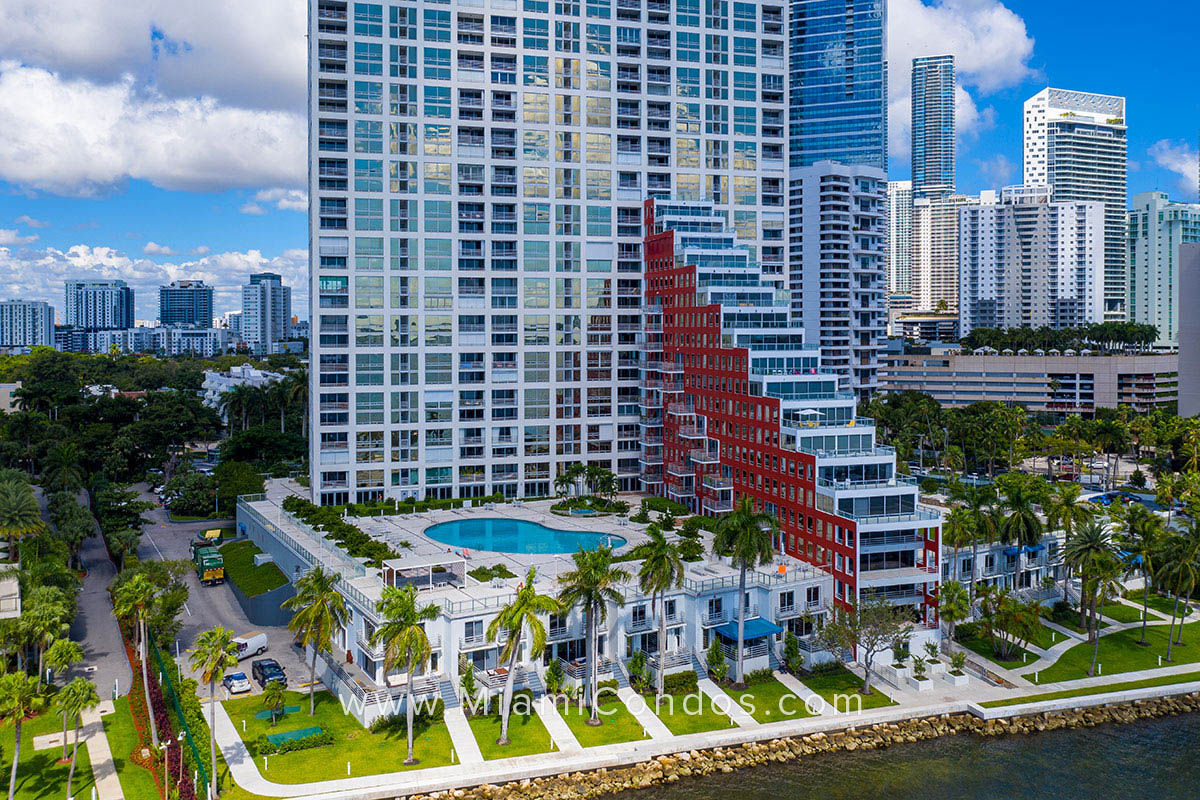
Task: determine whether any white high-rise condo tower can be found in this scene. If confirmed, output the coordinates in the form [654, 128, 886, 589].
[308, 0, 788, 505]
[1024, 87, 1127, 321]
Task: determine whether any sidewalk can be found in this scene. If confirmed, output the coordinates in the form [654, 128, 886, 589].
[85, 702, 125, 800]
[442, 706, 484, 765]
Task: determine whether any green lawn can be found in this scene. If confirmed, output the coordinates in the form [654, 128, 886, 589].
[729, 676, 814, 723]
[103, 697, 158, 800]
[958, 632, 1036, 669]
[224, 690, 454, 781]
[1, 708, 97, 800]
[1101, 602, 1152, 624]
[1029, 622, 1063, 651]
[1032, 620, 1200, 684]
[1135, 592, 1194, 620]
[557, 695, 649, 746]
[468, 693, 554, 759]
[645, 692, 735, 735]
[982, 670, 1200, 707]
[220, 540, 289, 597]
[799, 665, 896, 712]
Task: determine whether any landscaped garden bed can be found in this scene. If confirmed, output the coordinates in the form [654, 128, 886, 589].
[220, 539, 288, 596]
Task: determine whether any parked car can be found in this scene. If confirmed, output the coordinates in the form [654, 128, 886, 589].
[233, 632, 269, 660]
[222, 672, 252, 695]
[251, 658, 287, 689]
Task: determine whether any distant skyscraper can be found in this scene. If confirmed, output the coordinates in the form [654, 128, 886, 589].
[912, 193, 981, 313]
[1024, 87, 1127, 320]
[789, 0, 888, 170]
[958, 185, 1104, 335]
[158, 280, 214, 328]
[910, 55, 955, 200]
[241, 273, 292, 355]
[1127, 191, 1200, 346]
[0, 300, 54, 348]
[63, 280, 133, 331]
[887, 181, 913, 295]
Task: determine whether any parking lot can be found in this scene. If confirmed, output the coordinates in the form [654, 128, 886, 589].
[134, 485, 309, 698]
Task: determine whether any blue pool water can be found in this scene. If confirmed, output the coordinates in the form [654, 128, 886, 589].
[424, 518, 625, 554]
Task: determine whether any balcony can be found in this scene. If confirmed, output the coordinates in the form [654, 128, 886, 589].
[690, 448, 719, 464]
[702, 496, 733, 514]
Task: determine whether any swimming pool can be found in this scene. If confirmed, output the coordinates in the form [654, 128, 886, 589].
[424, 518, 626, 555]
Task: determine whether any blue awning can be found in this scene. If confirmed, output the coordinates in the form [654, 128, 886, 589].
[715, 617, 783, 642]
[1003, 547, 1020, 557]
[1022, 543, 1045, 554]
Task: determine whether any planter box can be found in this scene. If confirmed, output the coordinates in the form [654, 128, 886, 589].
[943, 670, 969, 687]
[925, 660, 947, 676]
[908, 676, 933, 692]
[877, 663, 910, 686]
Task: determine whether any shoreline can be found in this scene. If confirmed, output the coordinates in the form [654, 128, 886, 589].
[219, 678, 1200, 800]
[398, 692, 1200, 800]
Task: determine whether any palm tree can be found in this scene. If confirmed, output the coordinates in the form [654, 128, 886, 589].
[268, 380, 291, 434]
[637, 525, 684, 697]
[189, 626, 239, 797]
[938, 580, 970, 644]
[1045, 481, 1094, 601]
[1156, 472, 1180, 531]
[114, 573, 159, 748]
[219, 384, 256, 433]
[46, 639, 85, 756]
[56, 676, 99, 798]
[553, 472, 572, 499]
[285, 369, 309, 435]
[22, 599, 69, 689]
[1113, 503, 1163, 645]
[0, 672, 43, 800]
[283, 565, 350, 716]
[41, 443, 85, 492]
[1086, 557, 1124, 677]
[557, 547, 629, 724]
[999, 482, 1044, 591]
[261, 679, 287, 726]
[963, 486, 998, 603]
[711, 496, 777, 685]
[1061, 517, 1119, 641]
[0, 480, 42, 559]
[488, 567, 560, 745]
[370, 584, 439, 764]
[942, 507, 974, 583]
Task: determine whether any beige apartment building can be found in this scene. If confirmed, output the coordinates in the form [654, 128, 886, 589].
[881, 344, 1177, 415]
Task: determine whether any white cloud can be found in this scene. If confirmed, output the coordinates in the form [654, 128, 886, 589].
[0, 243, 307, 318]
[1148, 139, 1200, 200]
[0, 229, 37, 245]
[142, 241, 175, 256]
[253, 188, 308, 212]
[192, 245, 211, 256]
[14, 215, 49, 228]
[0, 64, 305, 197]
[0, 1, 306, 113]
[888, 0, 1037, 158]
[974, 153, 1016, 188]
[239, 203, 267, 216]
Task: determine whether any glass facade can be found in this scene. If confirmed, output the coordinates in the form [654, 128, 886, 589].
[787, 0, 887, 170]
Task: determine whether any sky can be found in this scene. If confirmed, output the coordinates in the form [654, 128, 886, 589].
[0, 0, 1196, 322]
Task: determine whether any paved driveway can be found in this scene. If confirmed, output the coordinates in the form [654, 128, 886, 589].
[133, 485, 309, 697]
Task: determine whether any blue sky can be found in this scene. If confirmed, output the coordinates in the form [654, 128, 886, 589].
[0, 0, 1196, 322]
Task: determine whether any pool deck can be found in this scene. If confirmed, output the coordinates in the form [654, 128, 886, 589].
[250, 482, 818, 616]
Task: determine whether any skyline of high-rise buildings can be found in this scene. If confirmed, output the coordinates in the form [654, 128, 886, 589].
[1128, 191, 1200, 346]
[63, 279, 134, 332]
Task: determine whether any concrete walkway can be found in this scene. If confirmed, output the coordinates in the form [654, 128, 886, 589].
[772, 670, 826, 714]
[85, 702, 125, 800]
[697, 678, 758, 727]
[531, 697, 583, 754]
[616, 687, 673, 741]
[442, 706, 484, 766]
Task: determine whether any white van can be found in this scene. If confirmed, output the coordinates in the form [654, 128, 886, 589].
[232, 632, 269, 660]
